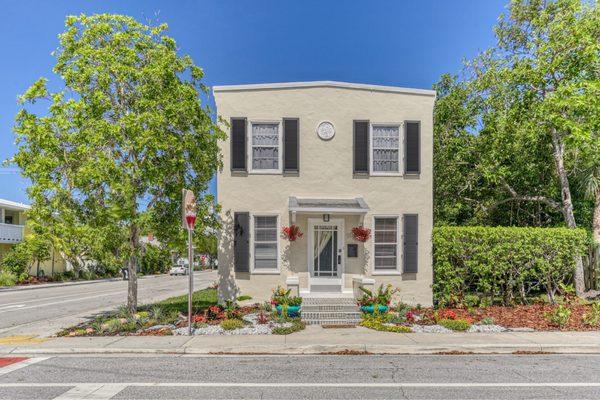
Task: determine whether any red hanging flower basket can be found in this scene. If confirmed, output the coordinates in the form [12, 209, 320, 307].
[352, 226, 371, 242]
[282, 225, 304, 241]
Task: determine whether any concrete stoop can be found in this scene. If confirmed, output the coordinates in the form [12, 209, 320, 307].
[301, 297, 361, 326]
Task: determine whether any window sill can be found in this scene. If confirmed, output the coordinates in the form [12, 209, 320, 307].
[371, 270, 402, 276]
[251, 270, 281, 275]
[248, 170, 282, 175]
[370, 172, 402, 177]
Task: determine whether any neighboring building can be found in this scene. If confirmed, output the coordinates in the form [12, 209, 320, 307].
[215, 81, 434, 306]
[0, 198, 67, 276]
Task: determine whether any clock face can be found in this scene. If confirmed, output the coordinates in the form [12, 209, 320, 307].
[317, 121, 335, 140]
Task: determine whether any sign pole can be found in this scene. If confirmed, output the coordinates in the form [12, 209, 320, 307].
[182, 189, 197, 336]
[187, 225, 194, 336]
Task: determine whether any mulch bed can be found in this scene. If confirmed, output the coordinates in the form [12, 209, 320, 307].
[417, 302, 599, 331]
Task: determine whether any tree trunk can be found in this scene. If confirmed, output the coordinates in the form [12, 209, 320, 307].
[127, 224, 139, 313]
[551, 129, 585, 295]
[593, 188, 600, 246]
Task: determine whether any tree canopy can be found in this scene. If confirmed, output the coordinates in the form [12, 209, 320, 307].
[14, 14, 224, 311]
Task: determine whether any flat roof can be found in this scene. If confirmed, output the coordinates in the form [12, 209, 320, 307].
[0, 198, 30, 211]
[213, 80, 436, 97]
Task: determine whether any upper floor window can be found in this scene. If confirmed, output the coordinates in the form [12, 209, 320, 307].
[371, 124, 400, 174]
[250, 122, 281, 172]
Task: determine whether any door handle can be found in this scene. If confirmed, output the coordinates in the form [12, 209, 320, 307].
[337, 255, 341, 264]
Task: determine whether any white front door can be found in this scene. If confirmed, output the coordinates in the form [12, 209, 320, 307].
[308, 218, 344, 286]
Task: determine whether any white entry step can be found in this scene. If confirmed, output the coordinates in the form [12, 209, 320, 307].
[301, 296, 361, 326]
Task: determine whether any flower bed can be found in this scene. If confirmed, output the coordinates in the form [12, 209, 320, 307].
[356, 285, 600, 333]
[57, 287, 306, 337]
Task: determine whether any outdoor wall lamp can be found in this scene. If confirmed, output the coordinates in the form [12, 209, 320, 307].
[323, 214, 330, 222]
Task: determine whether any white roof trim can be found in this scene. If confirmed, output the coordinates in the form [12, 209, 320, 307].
[213, 81, 436, 97]
[0, 199, 31, 211]
[289, 196, 370, 214]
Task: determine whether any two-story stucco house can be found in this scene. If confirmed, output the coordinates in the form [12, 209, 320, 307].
[215, 81, 434, 308]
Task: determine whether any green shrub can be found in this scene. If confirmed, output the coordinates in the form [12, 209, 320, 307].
[237, 295, 252, 301]
[545, 305, 571, 327]
[583, 303, 600, 326]
[433, 226, 589, 306]
[360, 314, 411, 333]
[438, 318, 471, 331]
[221, 319, 245, 330]
[0, 242, 31, 276]
[478, 317, 495, 325]
[140, 245, 171, 275]
[0, 270, 18, 286]
[271, 318, 305, 335]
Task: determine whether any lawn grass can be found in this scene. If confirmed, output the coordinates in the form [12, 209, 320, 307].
[149, 287, 218, 314]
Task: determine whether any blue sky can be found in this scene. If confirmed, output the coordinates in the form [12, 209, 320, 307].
[0, 0, 506, 204]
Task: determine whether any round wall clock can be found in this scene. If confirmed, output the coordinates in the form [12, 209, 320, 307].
[316, 121, 335, 141]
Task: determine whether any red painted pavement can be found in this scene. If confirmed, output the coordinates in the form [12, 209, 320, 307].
[0, 357, 28, 368]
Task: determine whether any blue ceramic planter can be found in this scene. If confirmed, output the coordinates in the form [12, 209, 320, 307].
[361, 305, 389, 314]
[276, 305, 301, 317]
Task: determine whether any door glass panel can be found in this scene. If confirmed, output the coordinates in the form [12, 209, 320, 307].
[313, 225, 339, 277]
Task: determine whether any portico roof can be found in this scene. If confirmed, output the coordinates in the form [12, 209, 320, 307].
[288, 197, 369, 214]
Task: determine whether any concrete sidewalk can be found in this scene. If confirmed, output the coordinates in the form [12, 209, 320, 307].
[2, 326, 600, 355]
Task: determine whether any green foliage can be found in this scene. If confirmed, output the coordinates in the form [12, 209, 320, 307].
[545, 305, 572, 327]
[433, 226, 589, 306]
[220, 319, 244, 331]
[438, 318, 471, 331]
[236, 295, 252, 302]
[360, 314, 412, 333]
[357, 284, 399, 307]
[478, 317, 495, 326]
[271, 318, 305, 335]
[389, 302, 411, 324]
[140, 245, 171, 275]
[583, 303, 600, 326]
[153, 288, 218, 314]
[0, 271, 18, 287]
[0, 242, 32, 276]
[13, 14, 224, 311]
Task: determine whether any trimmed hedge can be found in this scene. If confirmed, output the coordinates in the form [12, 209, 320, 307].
[433, 226, 588, 306]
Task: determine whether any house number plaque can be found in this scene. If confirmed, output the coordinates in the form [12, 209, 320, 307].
[316, 121, 335, 140]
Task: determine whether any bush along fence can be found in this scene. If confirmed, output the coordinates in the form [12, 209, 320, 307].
[433, 226, 589, 307]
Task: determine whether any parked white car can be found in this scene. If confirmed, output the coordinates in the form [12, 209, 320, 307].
[169, 265, 188, 276]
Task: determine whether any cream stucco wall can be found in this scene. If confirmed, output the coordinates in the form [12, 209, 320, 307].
[215, 83, 434, 306]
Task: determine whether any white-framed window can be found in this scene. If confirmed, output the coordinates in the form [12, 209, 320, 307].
[252, 214, 279, 272]
[373, 216, 399, 272]
[249, 121, 281, 173]
[370, 124, 401, 175]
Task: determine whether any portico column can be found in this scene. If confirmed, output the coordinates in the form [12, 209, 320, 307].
[0, 208, 5, 224]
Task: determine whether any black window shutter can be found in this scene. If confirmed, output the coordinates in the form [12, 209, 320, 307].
[405, 121, 420, 174]
[230, 118, 247, 172]
[233, 212, 250, 272]
[283, 118, 299, 173]
[353, 120, 369, 174]
[403, 214, 418, 273]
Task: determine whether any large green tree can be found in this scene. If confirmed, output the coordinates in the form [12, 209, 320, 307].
[14, 14, 224, 312]
[434, 0, 599, 295]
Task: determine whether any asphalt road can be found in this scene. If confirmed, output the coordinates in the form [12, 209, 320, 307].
[0, 271, 217, 337]
[1, 354, 600, 399]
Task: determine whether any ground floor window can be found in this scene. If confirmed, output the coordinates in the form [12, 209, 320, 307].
[374, 217, 398, 270]
[253, 215, 278, 270]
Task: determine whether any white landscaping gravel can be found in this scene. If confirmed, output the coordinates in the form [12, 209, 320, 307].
[410, 324, 453, 333]
[467, 324, 507, 333]
[172, 313, 293, 336]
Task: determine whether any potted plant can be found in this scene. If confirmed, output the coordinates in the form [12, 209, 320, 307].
[271, 285, 302, 317]
[357, 284, 398, 313]
[281, 225, 303, 241]
[351, 226, 371, 242]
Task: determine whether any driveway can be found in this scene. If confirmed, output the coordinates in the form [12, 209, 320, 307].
[0, 271, 217, 337]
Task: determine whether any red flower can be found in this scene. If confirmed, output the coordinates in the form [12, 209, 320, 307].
[352, 226, 371, 242]
[282, 225, 304, 241]
[406, 311, 415, 322]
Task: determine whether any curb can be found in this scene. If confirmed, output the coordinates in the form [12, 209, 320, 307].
[0, 270, 215, 292]
[4, 344, 600, 356]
